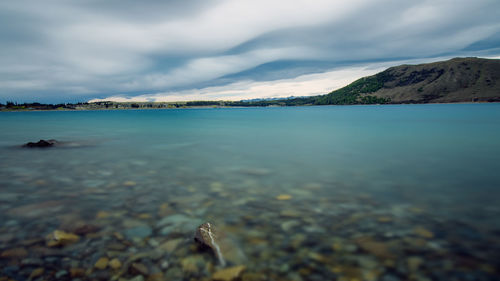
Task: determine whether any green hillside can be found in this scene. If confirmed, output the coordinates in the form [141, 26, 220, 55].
[313, 57, 500, 105]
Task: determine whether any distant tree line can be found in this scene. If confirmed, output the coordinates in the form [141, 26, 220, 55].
[0, 101, 87, 110]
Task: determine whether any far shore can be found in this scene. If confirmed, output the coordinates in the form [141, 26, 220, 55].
[0, 101, 497, 112]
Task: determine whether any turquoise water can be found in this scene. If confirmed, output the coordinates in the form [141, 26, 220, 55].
[1, 104, 500, 280]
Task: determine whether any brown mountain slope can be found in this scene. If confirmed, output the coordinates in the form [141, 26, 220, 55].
[367, 57, 500, 103]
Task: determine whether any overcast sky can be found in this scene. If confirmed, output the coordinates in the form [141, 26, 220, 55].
[1, 0, 499, 103]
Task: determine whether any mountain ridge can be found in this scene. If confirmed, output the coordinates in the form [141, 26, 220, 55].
[313, 57, 500, 104]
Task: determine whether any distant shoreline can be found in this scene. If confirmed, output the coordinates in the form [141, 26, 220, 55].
[1, 101, 497, 112]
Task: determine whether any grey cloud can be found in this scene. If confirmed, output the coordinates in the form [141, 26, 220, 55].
[229, 0, 499, 59]
[75, 0, 221, 22]
[0, 0, 499, 103]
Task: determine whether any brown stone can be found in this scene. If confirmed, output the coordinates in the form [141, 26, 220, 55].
[107, 242, 127, 251]
[70, 268, 85, 278]
[330, 266, 342, 273]
[414, 226, 434, 239]
[308, 252, 326, 263]
[109, 258, 122, 270]
[279, 209, 301, 217]
[409, 207, 424, 213]
[130, 262, 149, 276]
[298, 267, 312, 276]
[96, 211, 110, 219]
[0, 247, 28, 258]
[46, 230, 80, 247]
[137, 213, 152, 219]
[212, 265, 246, 281]
[247, 237, 267, 245]
[331, 241, 343, 251]
[356, 237, 395, 259]
[276, 194, 292, 200]
[29, 267, 44, 279]
[94, 257, 109, 270]
[403, 237, 427, 247]
[74, 224, 100, 235]
[123, 181, 137, 187]
[241, 272, 266, 281]
[35, 179, 47, 185]
[407, 256, 423, 272]
[337, 265, 363, 280]
[147, 272, 164, 281]
[377, 216, 393, 223]
[181, 257, 199, 274]
[159, 238, 184, 253]
[113, 232, 125, 240]
[291, 234, 306, 249]
[158, 203, 174, 217]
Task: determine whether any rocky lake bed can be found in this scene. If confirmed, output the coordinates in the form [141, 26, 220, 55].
[1, 106, 500, 280]
[1, 164, 499, 281]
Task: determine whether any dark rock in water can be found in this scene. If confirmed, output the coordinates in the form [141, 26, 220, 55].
[195, 222, 226, 266]
[23, 139, 58, 148]
[21, 139, 97, 149]
[73, 224, 100, 235]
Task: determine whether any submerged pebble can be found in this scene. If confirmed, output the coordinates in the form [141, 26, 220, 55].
[212, 265, 246, 281]
[124, 225, 152, 240]
[276, 194, 292, 200]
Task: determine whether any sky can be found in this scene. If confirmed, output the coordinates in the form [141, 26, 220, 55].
[1, 0, 499, 103]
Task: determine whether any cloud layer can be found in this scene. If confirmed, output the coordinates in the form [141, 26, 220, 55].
[1, 0, 499, 102]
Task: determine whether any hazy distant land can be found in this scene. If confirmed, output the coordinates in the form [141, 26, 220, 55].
[2, 57, 499, 111]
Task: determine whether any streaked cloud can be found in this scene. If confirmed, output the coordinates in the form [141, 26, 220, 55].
[1, 0, 499, 102]
[89, 58, 444, 103]
[90, 65, 384, 103]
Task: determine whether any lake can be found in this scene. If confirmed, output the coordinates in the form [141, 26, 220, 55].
[1, 104, 499, 281]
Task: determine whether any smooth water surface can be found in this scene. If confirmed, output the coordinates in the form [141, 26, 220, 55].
[1, 104, 499, 280]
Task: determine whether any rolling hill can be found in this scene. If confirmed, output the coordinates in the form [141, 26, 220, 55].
[313, 57, 500, 104]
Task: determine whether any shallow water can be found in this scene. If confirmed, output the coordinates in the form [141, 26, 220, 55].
[1, 104, 500, 281]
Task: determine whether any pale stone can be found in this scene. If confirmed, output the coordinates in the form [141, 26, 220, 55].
[46, 230, 80, 247]
[276, 194, 292, 200]
[212, 265, 246, 281]
[94, 257, 109, 270]
[109, 258, 122, 270]
[29, 267, 44, 279]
